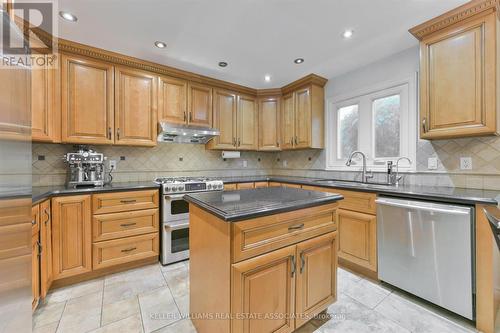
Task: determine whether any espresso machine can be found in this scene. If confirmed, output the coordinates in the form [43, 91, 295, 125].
[64, 146, 106, 188]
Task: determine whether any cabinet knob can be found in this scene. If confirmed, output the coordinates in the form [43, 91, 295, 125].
[422, 118, 427, 133]
[108, 127, 112, 139]
[183, 111, 187, 122]
[117, 128, 121, 140]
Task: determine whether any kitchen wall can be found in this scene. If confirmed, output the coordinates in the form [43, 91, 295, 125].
[273, 47, 500, 190]
[32, 143, 274, 186]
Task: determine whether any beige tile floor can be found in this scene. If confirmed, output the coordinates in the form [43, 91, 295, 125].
[33, 261, 478, 333]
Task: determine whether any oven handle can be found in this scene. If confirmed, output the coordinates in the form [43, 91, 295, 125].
[164, 194, 186, 200]
[164, 222, 190, 231]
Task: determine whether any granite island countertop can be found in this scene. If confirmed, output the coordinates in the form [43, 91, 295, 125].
[32, 181, 160, 204]
[184, 186, 344, 222]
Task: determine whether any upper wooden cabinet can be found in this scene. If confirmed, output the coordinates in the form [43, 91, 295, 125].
[61, 54, 115, 144]
[31, 55, 60, 142]
[115, 67, 158, 146]
[188, 83, 213, 128]
[258, 97, 281, 151]
[158, 76, 188, 125]
[410, 0, 499, 139]
[207, 90, 257, 150]
[281, 84, 324, 150]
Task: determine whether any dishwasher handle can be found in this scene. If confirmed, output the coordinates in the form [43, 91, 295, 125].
[375, 198, 471, 215]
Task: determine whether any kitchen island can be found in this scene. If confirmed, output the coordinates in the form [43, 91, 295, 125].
[185, 187, 343, 333]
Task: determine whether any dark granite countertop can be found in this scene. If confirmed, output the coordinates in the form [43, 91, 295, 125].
[32, 181, 160, 204]
[221, 176, 499, 205]
[185, 186, 344, 222]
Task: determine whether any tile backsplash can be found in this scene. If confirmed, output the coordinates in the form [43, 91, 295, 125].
[30, 135, 500, 190]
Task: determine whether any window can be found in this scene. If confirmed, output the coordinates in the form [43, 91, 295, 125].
[326, 78, 416, 172]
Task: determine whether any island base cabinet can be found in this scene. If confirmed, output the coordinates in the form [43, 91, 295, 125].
[295, 232, 337, 328]
[231, 232, 338, 333]
[232, 245, 296, 333]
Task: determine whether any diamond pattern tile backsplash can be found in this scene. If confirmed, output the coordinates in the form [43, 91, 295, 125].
[30, 135, 500, 190]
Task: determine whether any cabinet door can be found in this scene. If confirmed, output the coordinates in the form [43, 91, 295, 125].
[39, 200, 53, 298]
[281, 93, 295, 150]
[232, 245, 296, 333]
[61, 54, 114, 144]
[420, 14, 497, 139]
[188, 83, 213, 127]
[294, 87, 311, 148]
[210, 89, 237, 149]
[115, 67, 157, 146]
[237, 95, 258, 150]
[32, 233, 40, 310]
[337, 209, 377, 272]
[32, 55, 60, 142]
[51, 195, 92, 280]
[296, 232, 337, 328]
[258, 97, 281, 151]
[158, 76, 187, 125]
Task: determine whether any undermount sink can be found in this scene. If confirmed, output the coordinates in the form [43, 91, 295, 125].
[314, 179, 394, 187]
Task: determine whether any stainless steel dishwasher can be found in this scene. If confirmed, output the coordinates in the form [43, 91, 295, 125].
[376, 197, 474, 320]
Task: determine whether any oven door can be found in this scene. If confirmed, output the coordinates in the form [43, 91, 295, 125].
[163, 194, 190, 222]
[161, 220, 190, 265]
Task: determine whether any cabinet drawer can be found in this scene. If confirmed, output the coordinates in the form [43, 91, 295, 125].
[93, 233, 159, 270]
[92, 190, 159, 214]
[301, 185, 376, 214]
[254, 181, 268, 188]
[232, 203, 338, 262]
[224, 183, 237, 191]
[268, 182, 282, 187]
[236, 182, 254, 189]
[93, 209, 159, 242]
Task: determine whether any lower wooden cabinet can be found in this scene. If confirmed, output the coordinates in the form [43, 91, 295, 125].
[232, 245, 296, 333]
[39, 200, 53, 298]
[51, 195, 93, 280]
[337, 209, 377, 272]
[231, 232, 338, 333]
[224, 183, 238, 191]
[295, 232, 337, 328]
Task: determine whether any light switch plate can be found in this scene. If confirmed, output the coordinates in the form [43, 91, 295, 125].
[427, 157, 438, 170]
[460, 157, 472, 170]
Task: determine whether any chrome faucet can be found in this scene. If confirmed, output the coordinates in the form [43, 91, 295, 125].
[346, 151, 373, 183]
[391, 157, 412, 186]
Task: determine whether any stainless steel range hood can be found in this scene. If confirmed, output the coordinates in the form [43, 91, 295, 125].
[157, 122, 220, 144]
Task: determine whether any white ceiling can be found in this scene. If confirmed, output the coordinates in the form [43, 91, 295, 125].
[54, 0, 469, 88]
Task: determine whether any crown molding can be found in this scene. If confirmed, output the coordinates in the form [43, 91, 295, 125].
[32, 27, 328, 96]
[409, 0, 498, 40]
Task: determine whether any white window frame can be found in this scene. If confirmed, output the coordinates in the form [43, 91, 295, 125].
[325, 75, 417, 172]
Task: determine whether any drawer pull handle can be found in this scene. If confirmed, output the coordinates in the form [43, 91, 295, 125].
[120, 199, 137, 204]
[121, 247, 137, 253]
[120, 222, 137, 227]
[300, 252, 305, 274]
[291, 255, 296, 277]
[32, 219, 37, 225]
[288, 223, 305, 231]
[44, 208, 50, 224]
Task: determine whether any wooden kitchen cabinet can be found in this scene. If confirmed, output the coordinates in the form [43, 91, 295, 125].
[61, 54, 115, 144]
[281, 84, 324, 150]
[114, 67, 158, 146]
[237, 95, 258, 150]
[236, 182, 254, 190]
[31, 54, 60, 142]
[410, 1, 499, 139]
[208, 89, 237, 149]
[296, 232, 337, 328]
[51, 195, 92, 280]
[258, 97, 281, 151]
[337, 209, 377, 273]
[232, 245, 296, 333]
[188, 83, 213, 127]
[39, 200, 53, 298]
[224, 183, 238, 191]
[158, 76, 188, 125]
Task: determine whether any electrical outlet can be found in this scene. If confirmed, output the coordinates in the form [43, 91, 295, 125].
[108, 160, 117, 170]
[460, 157, 472, 170]
[427, 157, 438, 170]
[242, 160, 247, 168]
[283, 160, 288, 168]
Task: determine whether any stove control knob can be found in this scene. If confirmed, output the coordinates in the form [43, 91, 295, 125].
[172, 186, 177, 192]
[178, 186, 184, 192]
[218, 184, 223, 189]
[207, 184, 212, 190]
[165, 186, 171, 192]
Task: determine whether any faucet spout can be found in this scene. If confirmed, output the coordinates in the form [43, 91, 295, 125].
[345, 151, 372, 183]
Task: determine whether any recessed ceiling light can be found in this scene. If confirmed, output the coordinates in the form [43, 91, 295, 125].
[342, 29, 354, 39]
[154, 41, 167, 49]
[264, 75, 271, 82]
[218, 61, 228, 67]
[59, 11, 77, 22]
[294, 58, 304, 64]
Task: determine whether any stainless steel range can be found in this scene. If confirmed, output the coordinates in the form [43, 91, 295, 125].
[155, 176, 223, 265]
